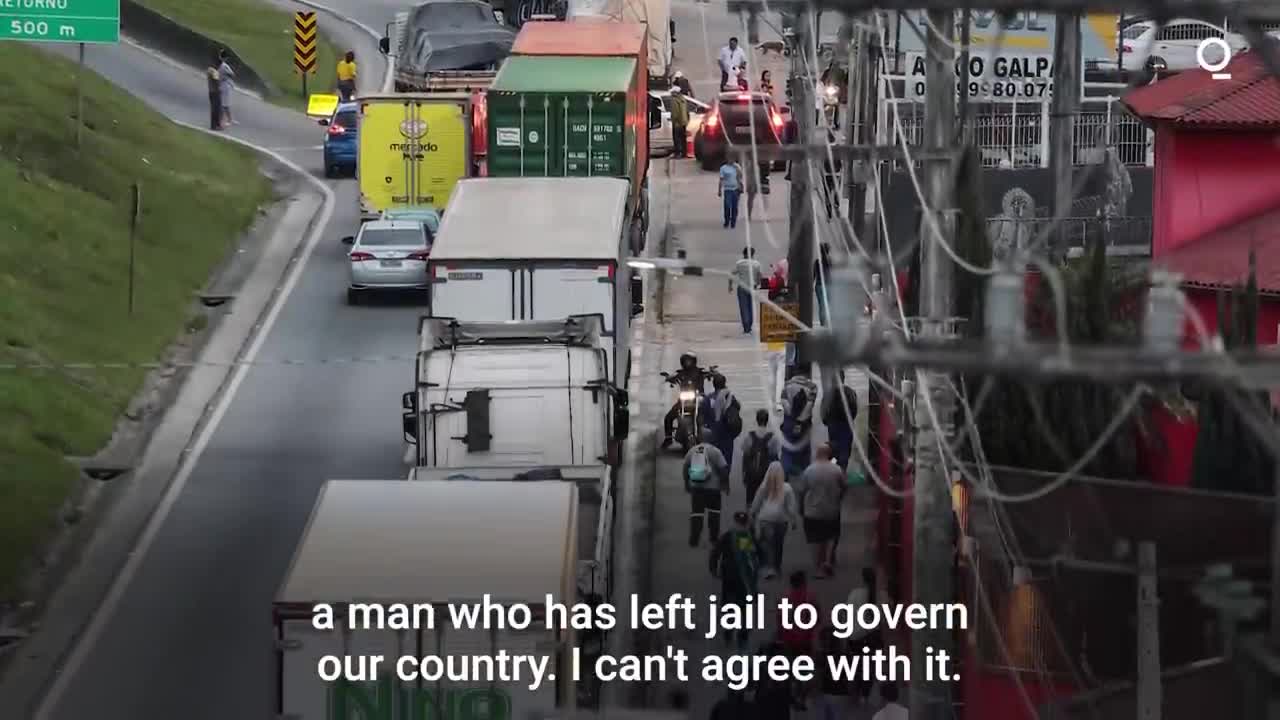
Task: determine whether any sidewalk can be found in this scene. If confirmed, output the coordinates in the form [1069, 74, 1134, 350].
[643, 156, 880, 720]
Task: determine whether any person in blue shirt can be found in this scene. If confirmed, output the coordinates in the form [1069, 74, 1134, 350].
[717, 159, 743, 228]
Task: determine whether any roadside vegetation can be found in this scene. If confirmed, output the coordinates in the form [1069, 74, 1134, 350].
[136, 0, 340, 109]
[0, 44, 273, 598]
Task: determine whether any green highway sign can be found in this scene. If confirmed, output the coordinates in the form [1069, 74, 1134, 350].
[0, 0, 120, 44]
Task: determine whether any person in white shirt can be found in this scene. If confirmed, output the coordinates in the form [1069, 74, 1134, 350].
[872, 682, 908, 720]
[718, 37, 747, 91]
[730, 246, 763, 333]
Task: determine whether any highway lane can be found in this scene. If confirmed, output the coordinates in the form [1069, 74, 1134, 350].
[31, 30, 432, 720]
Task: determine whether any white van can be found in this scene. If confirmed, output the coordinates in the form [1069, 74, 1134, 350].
[274, 480, 578, 720]
[426, 178, 641, 387]
[402, 316, 629, 469]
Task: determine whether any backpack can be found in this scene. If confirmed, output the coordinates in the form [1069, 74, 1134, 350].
[688, 446, 711, 484]
[724, 397, 743, 437]
[743, 432, 773, 484]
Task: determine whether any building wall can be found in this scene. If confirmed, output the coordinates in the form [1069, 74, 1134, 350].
[1153, 130, 1280, 256]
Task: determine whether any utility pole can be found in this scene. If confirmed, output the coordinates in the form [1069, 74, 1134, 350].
[1048, 14, 1082, 259]
[910, 8, 957, 720]
[844, 14, 879, 246]
[1137, 541, 1162, 720]
[786, 9, 816, 358]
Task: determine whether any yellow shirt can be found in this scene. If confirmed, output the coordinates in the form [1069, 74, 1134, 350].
[336, 60, 357, 81]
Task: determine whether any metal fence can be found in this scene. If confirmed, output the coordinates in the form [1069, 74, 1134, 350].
[881, 98, 1152, 169]
[986, 215, 1153, 259]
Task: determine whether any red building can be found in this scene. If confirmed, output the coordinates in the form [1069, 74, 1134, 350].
[1122, 50, 1280, 347]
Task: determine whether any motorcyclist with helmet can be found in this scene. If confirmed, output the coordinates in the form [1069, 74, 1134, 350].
[662, 351, 714, 447]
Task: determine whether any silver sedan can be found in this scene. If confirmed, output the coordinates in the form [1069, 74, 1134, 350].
[342, 220, 432, 304]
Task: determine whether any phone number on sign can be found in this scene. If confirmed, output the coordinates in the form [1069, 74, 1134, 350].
[912, 80, 1053, 100]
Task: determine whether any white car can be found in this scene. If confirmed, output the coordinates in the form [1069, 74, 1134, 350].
[648, 90, 710, 157]
[1118, 18, 1248, 74]
[341, 220, 432, 304]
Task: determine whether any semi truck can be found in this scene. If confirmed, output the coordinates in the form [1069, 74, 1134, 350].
[425, 178, 641, 388]
[273, 479, 587, 720]
[564, 0, 672, 85]
[485, 53, 651, 243]
[401, 316, 630, 470]
[356, 93, 474, 222]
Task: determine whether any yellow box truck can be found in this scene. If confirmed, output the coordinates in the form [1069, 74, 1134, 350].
[357, 93, 473, 223]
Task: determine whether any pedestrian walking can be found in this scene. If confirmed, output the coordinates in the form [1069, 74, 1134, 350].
[206, 53, 223, 130]
[813, 242, 833, 326]
[336, 50, 358, 101]
[702, 373, 742, 472]
[797, 443, 844, 578]
[743, 158, 762, 220]
[670, 85, 690, 158]
[780, 370, 818, 479]
[754, 643, 795, 719]
[872, 682, 908, 720]
[814, 628, 854, 720]
[821, 370, 858, 472]
[847, 568, 884, 706]
[717, 157, 743, 228]
[684, 436, 730, 547]
[736, 408, 780, 504]
[217, 50, 235, 128]
[777, 570, 819, 708]
[731, 247, 763, 333]
[708, 511, 762, 650]
[749, 461, 798, 578]
[718, 37, 747, 91]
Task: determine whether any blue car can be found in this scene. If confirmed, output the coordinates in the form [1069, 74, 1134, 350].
[320, 101, 359, 178]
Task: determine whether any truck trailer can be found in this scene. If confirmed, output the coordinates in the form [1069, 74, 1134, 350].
[356, 93, 474, 222]
[485, 54, 649, 244]
[401, 316, 629, 470]
[274, 479, 580, 720]
[425, 178, 640, 387]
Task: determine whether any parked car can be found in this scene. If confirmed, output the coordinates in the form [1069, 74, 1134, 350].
[693, 91, 786, 172]
[380, 206, 443, 246]
[647, 89, 710, 157]
[341, 220, 432, 304]
[1116, 18, 1247, 76]
[319, 101, 359, 178]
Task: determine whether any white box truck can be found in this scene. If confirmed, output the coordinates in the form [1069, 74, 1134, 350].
[274, 479, 580, 720]
[426, 178, 642, 387]
[401, 316, 630, 469]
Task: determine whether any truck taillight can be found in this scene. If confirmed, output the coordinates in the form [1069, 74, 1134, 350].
[349, 251, 375, 262]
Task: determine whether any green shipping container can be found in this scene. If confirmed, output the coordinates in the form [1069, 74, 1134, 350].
[486, 55, 640, 193]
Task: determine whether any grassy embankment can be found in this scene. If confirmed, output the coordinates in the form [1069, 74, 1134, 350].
[136, 0, 341, 110]
[0, 44, 273, 598]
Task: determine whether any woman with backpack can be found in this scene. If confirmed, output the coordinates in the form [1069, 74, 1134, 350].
[749, 461, 799, 579]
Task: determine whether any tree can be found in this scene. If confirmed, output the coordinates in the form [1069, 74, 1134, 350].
[1190, 250, 1275, 494]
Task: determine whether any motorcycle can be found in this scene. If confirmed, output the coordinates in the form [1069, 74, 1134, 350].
[660, 365, 717, 452]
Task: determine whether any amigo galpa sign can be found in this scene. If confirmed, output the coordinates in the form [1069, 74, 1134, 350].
[906, 52, 1057, 101]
